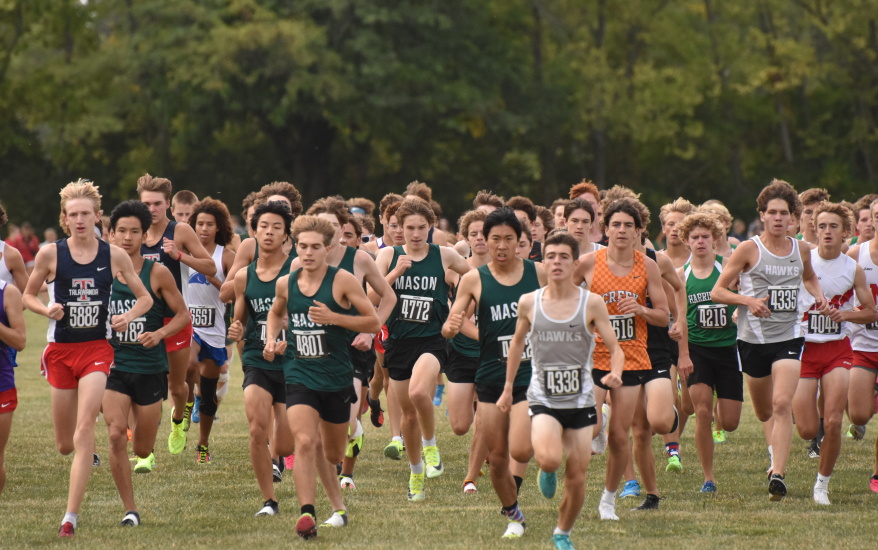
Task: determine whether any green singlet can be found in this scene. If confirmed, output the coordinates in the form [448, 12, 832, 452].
[109, 260, 168, 374]
[387, 244, 449, 341]
[242, 255, 294, 371]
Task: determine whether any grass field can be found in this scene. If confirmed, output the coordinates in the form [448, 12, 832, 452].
[2, 310, 877, 549]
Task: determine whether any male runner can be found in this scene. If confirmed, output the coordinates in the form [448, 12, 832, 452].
[0, 269, 25, 497]
[711, 178, 825, 500]
[137, 174, 215, 454]
[499, 232, 623, 550]
[24, 179, 153, 537]
[105, 200, 189, 524]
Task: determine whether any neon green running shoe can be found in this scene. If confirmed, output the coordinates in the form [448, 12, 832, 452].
[423, 445, 444, 479]
[408, 471, 426, 501]
[133, 452, 155, 473]
[384, 439, 404, 460]
[713, 430, 727, 443]
[182, 401, 194, 432]
[666, 455, 683, 472]
[346, 432, 364, 458]
[168, 409, 187, 455]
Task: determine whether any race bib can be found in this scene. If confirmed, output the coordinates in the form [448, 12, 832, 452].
[696, 304, 728, 329]
[544, 365, 582, 397]
[67, 301, 101, 329]
[807, 312, 840, 335]
[258, 320, 286, 346]
[116, 317, 146, 344]
[498, 335, 533, 361]
[610, 314, 636, 342]
[293, 330, 329, 359]
[189, 306, 216, 329]
[400, 294, 432, 324]
[767, 286, 798, 312]
[866, 321, 878, 331]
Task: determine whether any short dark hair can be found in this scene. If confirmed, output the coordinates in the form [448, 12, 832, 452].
[506, 196, 537, 222]
[250, 201, 293, 235]
[602, 198, 644, 231]
[483, 206, 522, 240]
[544, 232, 579, 258]
[110, 200, 152, 233]
[757, 179, 799, 215]
[564, 198, 595, 223]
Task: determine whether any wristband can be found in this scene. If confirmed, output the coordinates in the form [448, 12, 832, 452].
[177, 250, 183, 261]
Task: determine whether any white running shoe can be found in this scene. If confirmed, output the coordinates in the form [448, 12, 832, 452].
[339, 476, 356, 489]
[502, 521, 525, 538]
[813, 487, 831, 505]
[321, 510, 349, 527]
[599, 501, 619, 521]
[463, 481, 478, 494]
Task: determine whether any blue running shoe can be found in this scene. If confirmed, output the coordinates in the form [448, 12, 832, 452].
[554, 534, 575, 550]
[538, 469, 557, 499]
[433, 384, 445, 406]
[700, 481, 717, 493]
[192, 396, 201, 424]
[619, 479, 641, 498]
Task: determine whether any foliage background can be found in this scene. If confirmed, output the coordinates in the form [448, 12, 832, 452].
[1, 0, 876, 231]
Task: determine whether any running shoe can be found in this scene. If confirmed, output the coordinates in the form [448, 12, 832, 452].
[168, 409, 186, 455]
[553, 534, 575, 550]
[538, 469, 557, 499]
[847, 424, 866, 440]
[598, 501, 618, 521]
[666, 455, 683, 472]
[807, 438, 821, 458]
[463, 480, 478, 494]
[592, 406, 609, 455]
[321, 510, 349, 527]
[713, 430, 726, 443]
[191, 396, 201, 424]
[700, 481, 717, 493]
[346, 430, 364, 458]
[58, 522, 75, 538]
[120, 511, 140, 526]
[408, 471, 426, 501]
[255, 499, 278, 516]
[813, 486, 830, 505]
[619, 479, 641, 499]
[367, 395, 384, 428]
[339, 475, 356, 489]
[502, 520, 525, 538]
[93, 453, 101, 467]
[296, 513, 318, 539]
[423, 445, 444, 478]
[284, 454, 295, 470]
[196, 444, 211, 464]
[433, 384, 445, 406]
[632, 494, 661, 511]
[134, 452, 156, 474]
[384, 439, 404, 460]
[768, 473, 787, 501]
[127, 428, 133, 442]
[182, 402, 193, 432]
[272, 459, 283, 483]
[871, 475, 878, 493]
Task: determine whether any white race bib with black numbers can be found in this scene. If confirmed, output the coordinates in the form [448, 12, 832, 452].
[116, 317, 146, 344]
[67, 301, 101, 329]
[807, 312, 840, 335]
[544, 365, 582, 397]
[498, 335, 533, 361]
[189, 306, 216, 329]
[293, 330, 329, 359]
[609, 314, 636, 342]
[400, 294, 432, 324]
[697, 304, 728, 329]
[767, 286, 798, 312]
[866, 319, 878, 331]
[258, 320, 286, 346]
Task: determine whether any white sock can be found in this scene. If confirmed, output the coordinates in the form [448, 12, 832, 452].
[816, 474, 830, 489]
[601, 488, 617, 505]
[410, 461, 424, 474]
[392, 435, 404, 444]
[553, 527, 571, 536]
[350, 419, 363, 440]
[62, 512, 78, 528]
[422, 436, 436, 447]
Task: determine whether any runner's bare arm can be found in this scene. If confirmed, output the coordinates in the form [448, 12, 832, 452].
[496, 292, 534, 413]
[168, 222, 217, 277]
[588, 293, 622, 388]
[220, 238, 256, 302]
[110, 244, 154, 331]
[22, 244, 59, 318]
[0, 284, 26, 351]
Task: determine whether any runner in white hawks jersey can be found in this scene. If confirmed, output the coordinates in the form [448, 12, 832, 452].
[712, 179, 825, 502]
[791, 203, 877, 505]
[499, 233, 622, 550]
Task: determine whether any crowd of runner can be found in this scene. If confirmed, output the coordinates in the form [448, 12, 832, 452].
[0, 176, 877, 549]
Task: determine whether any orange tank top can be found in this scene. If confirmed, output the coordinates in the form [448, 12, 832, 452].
[591, 248, 651, 371]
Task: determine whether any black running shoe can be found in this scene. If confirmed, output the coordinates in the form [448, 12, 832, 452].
[632, 494, 661, 511]
[807, 438, 820, 459]
[367, 395, 384, 428]
[93, 453, 101, 467]
[272, 460, 283, 483]
[768, 474, 787, 501]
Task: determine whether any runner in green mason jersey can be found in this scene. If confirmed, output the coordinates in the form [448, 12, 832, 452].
[104, 200, 189, 526]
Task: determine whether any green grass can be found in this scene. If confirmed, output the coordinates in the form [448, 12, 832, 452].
[2, 310, 877, 548]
